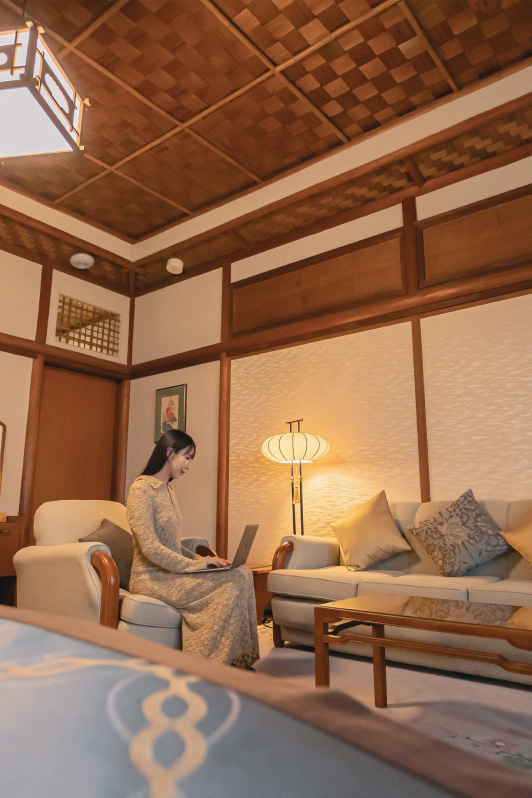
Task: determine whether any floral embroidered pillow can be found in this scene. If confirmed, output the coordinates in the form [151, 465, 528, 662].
[407, 489, 509, 577]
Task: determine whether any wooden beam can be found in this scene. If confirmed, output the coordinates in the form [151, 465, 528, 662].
[411, 317, 431, 502]
[398, 0, 458, 92]
[58, 0, 130, 56]
[129, 343, 223, 379]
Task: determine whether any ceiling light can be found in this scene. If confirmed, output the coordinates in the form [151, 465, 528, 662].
[166, 258, 184, 274]
[0, 22, 85, 158]
[70, 252, 94, 270]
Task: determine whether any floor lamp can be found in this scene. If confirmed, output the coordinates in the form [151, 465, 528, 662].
[261, 419, 329, 535]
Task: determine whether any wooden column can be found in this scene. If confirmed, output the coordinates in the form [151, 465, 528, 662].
[18, 355, 45, 546]
[35, 265, 53, 344]
[412, 317, 431, 502]
[113, 378, 130, 504]
[402, 197, 420, 295]
[216, 353, 231, 559]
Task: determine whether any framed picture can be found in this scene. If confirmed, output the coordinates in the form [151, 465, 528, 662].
[154, 384, 186, 442]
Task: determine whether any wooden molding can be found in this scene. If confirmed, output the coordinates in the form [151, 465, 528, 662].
[113, 379, 130, 504]
[216, 353, 230, 559]
[411, 317, 431, 502]
[129, 343, 223, 379]
[91, 551, 120, 628]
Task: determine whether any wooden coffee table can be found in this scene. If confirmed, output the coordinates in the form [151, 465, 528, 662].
[314, 593, 532, 708]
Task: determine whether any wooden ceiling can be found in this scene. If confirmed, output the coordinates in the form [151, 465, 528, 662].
[0, 0, 531, 293]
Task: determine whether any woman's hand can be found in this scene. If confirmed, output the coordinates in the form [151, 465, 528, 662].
[205, 556, 231, 568]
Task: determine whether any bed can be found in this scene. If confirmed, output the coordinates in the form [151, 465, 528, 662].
[0, 605, 530, 798]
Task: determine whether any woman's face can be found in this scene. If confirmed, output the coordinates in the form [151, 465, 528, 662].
[168, 446, 194, 480]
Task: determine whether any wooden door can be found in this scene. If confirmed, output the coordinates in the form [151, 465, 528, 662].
[32, 367, 118, 522]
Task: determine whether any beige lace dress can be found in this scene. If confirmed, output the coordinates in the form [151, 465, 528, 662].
[126, 475, 259, 668]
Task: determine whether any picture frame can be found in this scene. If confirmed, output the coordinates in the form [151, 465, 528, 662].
[154, 384, 186, 442]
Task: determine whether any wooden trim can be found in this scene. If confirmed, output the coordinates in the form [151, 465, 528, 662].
[411, 318, 430, 502]
[35, 264, 53, 344]
[113, 379, 130, 504]
[130, 343, 222, 379]
[221, 262, 231, 344]
[398, 1, 457, 91]
[0, 421, 5, 500]
[90, 551, 120, 628]
[127, 295, 135, 367]
[216, 354, 231, 559]
[18, 355, 44, 546]
[402, 198, 419, 295]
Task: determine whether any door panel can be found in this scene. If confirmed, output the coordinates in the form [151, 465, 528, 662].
[32, 367, 117, 520]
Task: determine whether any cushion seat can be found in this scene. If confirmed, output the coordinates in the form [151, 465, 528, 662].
[268, 567, 406, 601]
[467, 580, 532, 605]
[119, 590, 182, 627]
[357, 573, 500, 601]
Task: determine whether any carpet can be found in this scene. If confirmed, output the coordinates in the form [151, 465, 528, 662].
[255, 623, 532, 773]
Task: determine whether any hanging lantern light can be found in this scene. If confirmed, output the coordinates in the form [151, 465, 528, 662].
[0, 22, 86, 158]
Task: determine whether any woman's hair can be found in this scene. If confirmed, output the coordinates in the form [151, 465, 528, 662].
[141, 429, 196, 476]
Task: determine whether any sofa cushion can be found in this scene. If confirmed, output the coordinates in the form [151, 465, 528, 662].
[119, 590, 182, 627]
[467, 580, 532, 606]
[268, 567, 361, 601]
[329, 491, 411, 571]
[407, 489, 509, 577]
[501, 519, 532, 567]
[357, 573, 500, 601]
[79, 518, 133, 589]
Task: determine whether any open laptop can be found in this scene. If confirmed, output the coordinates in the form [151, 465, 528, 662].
[195, 524, 259, 572]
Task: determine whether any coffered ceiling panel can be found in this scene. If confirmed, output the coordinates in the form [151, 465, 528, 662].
[119, 131, 256, 210]
[57, 172, 183, 238]
[75, 0, 267, 120]
[192, 74, 342, 178]
[0, 0, 531, 288]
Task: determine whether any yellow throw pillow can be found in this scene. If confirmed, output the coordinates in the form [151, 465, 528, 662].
[501, 523, 532, 565]
[329, 490, 411, 571]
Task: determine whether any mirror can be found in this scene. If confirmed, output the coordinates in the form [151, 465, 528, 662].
[0, 422, 5, 499]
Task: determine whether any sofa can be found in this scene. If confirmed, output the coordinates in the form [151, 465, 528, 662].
[14, 499, 212, 648]
[268, 498, 532, 685]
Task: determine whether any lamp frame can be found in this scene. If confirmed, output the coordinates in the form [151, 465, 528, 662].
[288, 419, 305, 536]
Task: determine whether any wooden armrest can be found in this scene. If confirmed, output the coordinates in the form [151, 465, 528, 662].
[272, 541, 294, 571]
[91, 551, 119, 629]
[196, 544, 216, 557]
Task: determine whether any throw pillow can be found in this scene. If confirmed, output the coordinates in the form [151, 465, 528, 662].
[329, 490, 411, 571]
[501, 521, 532, 566]
[79, 518, 133, 589]
[407, 489, 509, 577]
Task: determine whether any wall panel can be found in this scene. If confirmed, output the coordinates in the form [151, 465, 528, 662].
[0, 251, 41, 340]
[421, 294, 532, 500]
[228, 323, 420, 564]
[0, 352, 32, 515]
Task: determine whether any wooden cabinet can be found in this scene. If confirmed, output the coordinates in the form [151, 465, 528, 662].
[248, 564, 272, 624]
[0, 516, 23, 577]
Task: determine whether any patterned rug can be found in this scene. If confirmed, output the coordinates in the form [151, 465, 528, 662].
[255, 623, 532, 773]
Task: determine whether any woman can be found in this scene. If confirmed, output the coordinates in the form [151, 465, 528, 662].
[126, 430, 259, 669]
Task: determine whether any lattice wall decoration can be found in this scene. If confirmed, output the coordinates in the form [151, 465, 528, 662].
[55, 294, 120, 357]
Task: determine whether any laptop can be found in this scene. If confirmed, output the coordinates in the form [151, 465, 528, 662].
[195, 524, 259, 572]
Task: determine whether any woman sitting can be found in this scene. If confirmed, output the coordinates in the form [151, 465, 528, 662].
[126, 430, 259, 669]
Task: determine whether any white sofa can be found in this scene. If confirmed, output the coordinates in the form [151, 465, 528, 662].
[14, 500, 211, 648]
[268, 499, 532, 684]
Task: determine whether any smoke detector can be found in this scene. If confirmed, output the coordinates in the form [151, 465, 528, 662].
[70, 252, 95, 270]
[166, 257, 184, 274]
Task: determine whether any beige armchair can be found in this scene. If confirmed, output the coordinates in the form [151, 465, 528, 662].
[13, 499, 212, 648]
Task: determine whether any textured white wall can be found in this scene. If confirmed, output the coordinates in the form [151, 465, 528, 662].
[229, 323, 420, 563]
[127, 361, 220, 546]
[47, 271, 131, 364]
[132, 270, 222, 364]
[421, 294, 532, 500]
[0, 352, 32, 515]
[0, 250, 41, 340]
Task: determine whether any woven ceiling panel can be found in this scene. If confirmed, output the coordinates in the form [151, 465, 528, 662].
[62, 51, 176, 165]
[0, 213, 128, 289]
[408, 0, 532, 87]
[120, 131, 255, 210]
[192, 74, 341, 179]
[0, 153, 104, 202]
[76, 0, 267, 121]
[7, 0, 112, 41]
[213, 0, 384, 64]
[57, 172, 183, 238]
[413, 106, 532, 179]
[284, 4, 452, 138]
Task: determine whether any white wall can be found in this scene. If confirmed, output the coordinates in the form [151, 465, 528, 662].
[132, 269, 223, 364]
[0, 352, 33, 515]
[46, 271, 131, 364]
[0, 251, 41, 340]
[422, 294, 532, 500]
[127, 361, 220, 546]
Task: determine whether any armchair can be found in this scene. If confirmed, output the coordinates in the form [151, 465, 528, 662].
[13, 499, 212, 648]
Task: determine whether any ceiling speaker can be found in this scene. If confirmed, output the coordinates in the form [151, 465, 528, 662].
[70, 252, 95, 270]
[166, 257, 184, 274]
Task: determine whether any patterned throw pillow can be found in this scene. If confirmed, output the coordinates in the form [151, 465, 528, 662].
[79, 518, 133, 589]
[407, 489, 509, 577]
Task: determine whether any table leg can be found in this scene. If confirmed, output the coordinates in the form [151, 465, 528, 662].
[314, 613, 330, 687]
[371, 624, 387, 708]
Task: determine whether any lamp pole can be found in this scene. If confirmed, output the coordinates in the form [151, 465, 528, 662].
[288, 419, 305, 535]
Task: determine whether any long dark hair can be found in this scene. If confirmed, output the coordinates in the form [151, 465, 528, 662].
[141, 430, 196, 476]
